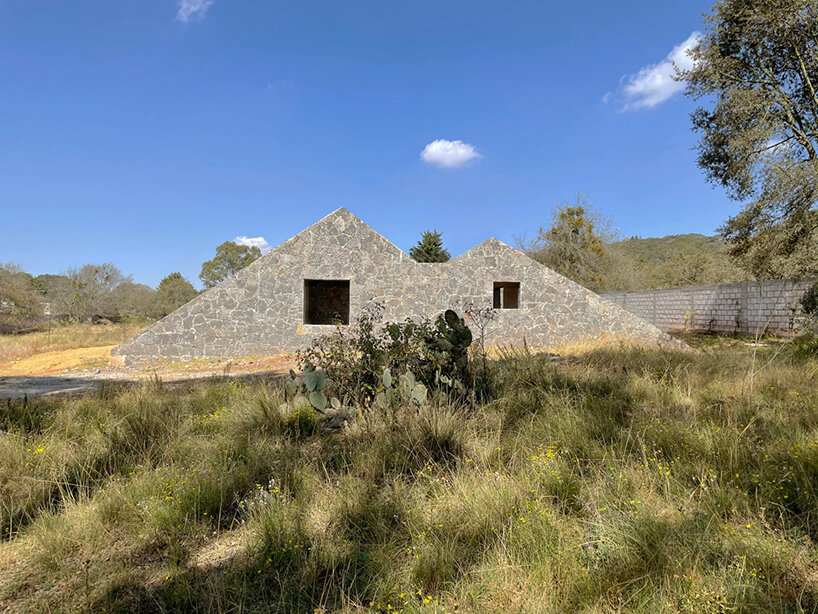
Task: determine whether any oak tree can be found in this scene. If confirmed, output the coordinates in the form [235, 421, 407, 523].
[199, 242, 262, 289]
[683, 0, 818, 277]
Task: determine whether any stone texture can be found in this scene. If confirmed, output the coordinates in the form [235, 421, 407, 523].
[112, 208, 683, 365]
[601, 279, 814, 336]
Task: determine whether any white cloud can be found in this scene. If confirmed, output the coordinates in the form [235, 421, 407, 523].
[233, 236, 271, 253]
[420, 139, 481, 168]
[176, 0, 213, 22]
[618, 32, 702, 110]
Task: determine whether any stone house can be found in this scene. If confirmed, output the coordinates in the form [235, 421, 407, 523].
[111, 208, 680, 365]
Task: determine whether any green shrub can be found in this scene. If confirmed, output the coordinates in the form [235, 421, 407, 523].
[800, 281, 818, 317]
[297, 302, 475, 405]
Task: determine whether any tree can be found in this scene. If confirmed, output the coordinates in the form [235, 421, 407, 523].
[730, 213, 818, 278]
[409, 230, 451, 263]
[683, 0, 818, 278]
[199, 241, 262, 289]
[110, 281, 156, 321]
[0, 263, 43, 328]
[31, 274, 70, 301]
[517, 194, 614, 291]
[55, 263, 130, 321]
[154, 272, 198, 317]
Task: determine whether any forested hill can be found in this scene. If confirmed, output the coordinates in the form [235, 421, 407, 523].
[613, 233, 726, 264]
[606, 233, 751, 291]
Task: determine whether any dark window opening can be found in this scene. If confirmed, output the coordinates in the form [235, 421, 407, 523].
[304, 280, 350, 325]
[493, 282, 520, 309]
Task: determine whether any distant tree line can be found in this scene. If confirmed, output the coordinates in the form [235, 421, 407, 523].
[0, 264, 198, 331]
[0, 238, 266, 332]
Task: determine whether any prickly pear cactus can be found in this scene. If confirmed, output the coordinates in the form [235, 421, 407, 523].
[430, 309, 473, 384]
[284, 366, 336, 413]
[377, 366, 427, 408]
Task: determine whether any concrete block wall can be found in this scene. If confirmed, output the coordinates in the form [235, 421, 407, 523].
[600, 279, 814, 336]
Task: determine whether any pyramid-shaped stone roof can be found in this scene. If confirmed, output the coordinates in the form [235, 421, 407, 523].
[112, 208, 683, 365]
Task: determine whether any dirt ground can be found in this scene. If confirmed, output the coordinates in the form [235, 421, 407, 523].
[0, 346, 296, 399]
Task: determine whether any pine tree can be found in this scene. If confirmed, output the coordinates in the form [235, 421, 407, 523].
[409, 230, 451, 263]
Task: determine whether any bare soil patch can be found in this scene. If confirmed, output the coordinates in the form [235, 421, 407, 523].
[0, 346, 296, 399]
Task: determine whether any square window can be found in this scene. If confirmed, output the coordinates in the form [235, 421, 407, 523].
[304, 280, 350, 325]
[493, 282, 520, 309]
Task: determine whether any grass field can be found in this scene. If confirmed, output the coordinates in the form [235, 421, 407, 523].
[0, 322, 146, 366]
[0, 336, 817, 612]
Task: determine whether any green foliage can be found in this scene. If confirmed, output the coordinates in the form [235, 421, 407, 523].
[608, 233, 751, 290]
[199, 241, 262, 289]
[429, 309, 473, 385]
[409, 229, 451, 263]
[463, 302, 498, 399]
[297, 302, 474, 405]
[376, 368, 429, 409]
[43, 264, 167, 323]
[30, 273, 69, 298]
[2, 264, 191, 327]
[518, 194, 613, 291]
[516, 207, 768, 291]
[802, 281, 818, 317]
[682, 0, 818, 278]
[0, 263, 43, 328]
[110, 281, 156, 322]
[516, 204, 795, 291]
[308, 390, 327, 411]
[382, 317, 442, 377]
[303, 368, 327, 393]
[799, 281, 818, 337]
[784, 331, 818, 359]
[3, 340, 818, 612]
[297, 302, 388, 404]
[153, 272, 198, 318]
[283, 365, 334, 416]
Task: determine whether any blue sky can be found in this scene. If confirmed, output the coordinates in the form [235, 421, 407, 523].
[1, 0, 729, 288]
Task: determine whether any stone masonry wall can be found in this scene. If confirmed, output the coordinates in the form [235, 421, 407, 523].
[600, 279, 814, 336]
[112, 209, 684, 365]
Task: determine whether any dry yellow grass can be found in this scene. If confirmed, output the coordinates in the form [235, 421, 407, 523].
[0, 345, 114, 376]
[0, 322, 145, 364]
[0, 336, 817, 612]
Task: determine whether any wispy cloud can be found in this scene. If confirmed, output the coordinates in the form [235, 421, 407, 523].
[233, 236, 271, 254]
[420, 139, 481, 168]
[613, 32, 702, 111]
[176, 0, 214, 22]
